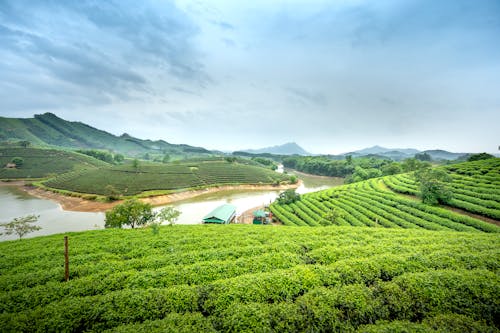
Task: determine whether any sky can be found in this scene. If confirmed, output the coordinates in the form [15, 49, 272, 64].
[0, 0, 499, 154]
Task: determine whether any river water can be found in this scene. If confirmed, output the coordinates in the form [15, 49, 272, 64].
[0, 173, 343, 241]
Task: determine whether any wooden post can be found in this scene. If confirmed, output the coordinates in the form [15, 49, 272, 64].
[64, 236, 69, 282]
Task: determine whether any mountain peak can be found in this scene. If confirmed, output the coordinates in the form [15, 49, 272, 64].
[242, 142, 310, 155]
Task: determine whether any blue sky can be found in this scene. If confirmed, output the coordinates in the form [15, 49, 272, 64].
[1, 0, 499, 153]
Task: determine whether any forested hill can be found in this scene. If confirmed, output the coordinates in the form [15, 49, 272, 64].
[0, 113, 213, 158]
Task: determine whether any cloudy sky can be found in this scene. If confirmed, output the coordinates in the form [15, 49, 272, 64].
[1, 0, 499, 154]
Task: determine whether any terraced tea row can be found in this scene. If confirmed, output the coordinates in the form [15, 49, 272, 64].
[0, 148, 107, 179]
[0, 226, 498, 332]
[270, 159, 500, 231]
[384, 158, 500, 219]
[43, 161, 291, 196]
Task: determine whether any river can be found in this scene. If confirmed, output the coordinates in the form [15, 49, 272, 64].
[0, 173, 343, 241]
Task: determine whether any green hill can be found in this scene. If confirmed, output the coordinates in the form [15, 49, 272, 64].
[42, 160, 292, 197]
[0, 225, 498, 332]
[0, 148, 108, 179]
[0, 113, 214, 158]
[271, 158, 500, 231]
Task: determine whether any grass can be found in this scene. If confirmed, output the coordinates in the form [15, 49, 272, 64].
[0, 225, 498, 332]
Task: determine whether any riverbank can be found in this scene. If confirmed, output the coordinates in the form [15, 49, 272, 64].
[7, 181, 301, 213]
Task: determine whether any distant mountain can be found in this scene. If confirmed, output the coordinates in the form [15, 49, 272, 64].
[0, 113, 214, 158]
[422, 150, 468, 161]
[345, 145, 468, 161]
[348, 145, 420, 156]
[242, 142, 310, 155]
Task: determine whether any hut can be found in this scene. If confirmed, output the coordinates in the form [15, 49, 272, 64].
[202, 204, 236, 224]
[252, 210, 267, 224]
[5, 163, 16, 169]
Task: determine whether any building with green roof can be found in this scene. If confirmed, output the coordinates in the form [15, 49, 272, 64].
[202, 204, 236, 224]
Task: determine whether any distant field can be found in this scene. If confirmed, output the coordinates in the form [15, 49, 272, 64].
[43, 161, 291, 196]
[271, 158, 500, 231]
[0, 148, 108, 179]
[0, 225, 498, 332]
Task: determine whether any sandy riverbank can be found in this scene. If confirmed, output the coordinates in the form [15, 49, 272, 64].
[6, 181, 300, 213]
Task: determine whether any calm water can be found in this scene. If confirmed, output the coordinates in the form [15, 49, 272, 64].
[0, 173, 343, 241]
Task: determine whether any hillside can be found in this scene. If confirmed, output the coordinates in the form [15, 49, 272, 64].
[0, 148, 108, 179]
[42, 160, 292, 197]
[242, 142, 310, 155]
[0, 113, 214, 158]
[345, 145, 468, 161]
[271, 158, 500, 231]
[0, 225, 498, 332]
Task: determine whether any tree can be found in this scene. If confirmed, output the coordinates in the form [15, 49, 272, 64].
[132, 159, 139, 169]
[19, 140, 30, 148]
[11, 157, 24, 167]
[414, 152, 432, 162]
[0, 215, 41, 240]
[105, 199, 155, 228]
[382, 162, 403, 175]
[345, 155, 353, 164]
[467, 153, 494, 162]
[156, 206, 181, 226]
[321, 209, 343, 226]
[277, 189, 300, 205]
[162, 154, 171, 163]
[114, 154, 125, 164]
[415, 167, 453, 205]
[105, 185, 121, 201]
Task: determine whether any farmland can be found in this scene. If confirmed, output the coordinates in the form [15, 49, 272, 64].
[43, 160, 292, 196]
[0, 148, 108, 179]
[271, 158, 500, 231]
[0, 225, 498, 332]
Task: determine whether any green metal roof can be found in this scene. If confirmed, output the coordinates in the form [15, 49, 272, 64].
[202, 204, 236, 224]
[253, 210, 266, 218]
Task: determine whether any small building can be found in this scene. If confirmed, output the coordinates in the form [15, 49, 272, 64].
[253, 210, 271, 224]
[5, 163, 16, 169]
[202, 204, 236, 224]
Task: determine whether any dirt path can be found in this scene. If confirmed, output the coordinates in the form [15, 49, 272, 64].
[16, 182, 301, 213]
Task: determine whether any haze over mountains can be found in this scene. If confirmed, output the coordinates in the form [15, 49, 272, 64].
[0, 113, 474, 160]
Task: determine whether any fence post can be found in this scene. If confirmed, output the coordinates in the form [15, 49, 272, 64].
[64, 236, 69, 282]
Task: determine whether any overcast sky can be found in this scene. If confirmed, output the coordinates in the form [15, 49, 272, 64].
[1, 0, 499, 154]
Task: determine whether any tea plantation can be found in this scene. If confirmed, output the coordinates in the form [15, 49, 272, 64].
[0, 148, 108, 179]
[43, 161, 291, 196]
[0, 225, 498, 332]
[271, 158, 500, 231]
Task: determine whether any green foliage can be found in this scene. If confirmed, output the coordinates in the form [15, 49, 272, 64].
[105, 199, 155, 229]
[224, 157, 237, 163]
[156, 206, 181, 226]
[114, 154, 125, 164]
[414, 152, 432, 161]
[19, 140, 31, 148]
[401, 158, 431, 172]
[162, 154, 170, 163]
[76, 149, 114, 164]
[10, 157, 23, 167]
[381, 162, 403, 175]
[0, 215, 41, 240]
[132, 159, 139, 169]
[468, 152, 494, 162]
[415, 167, 453, 205]
[277, 189, 301, 205]
[0, 226, 498, 331]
